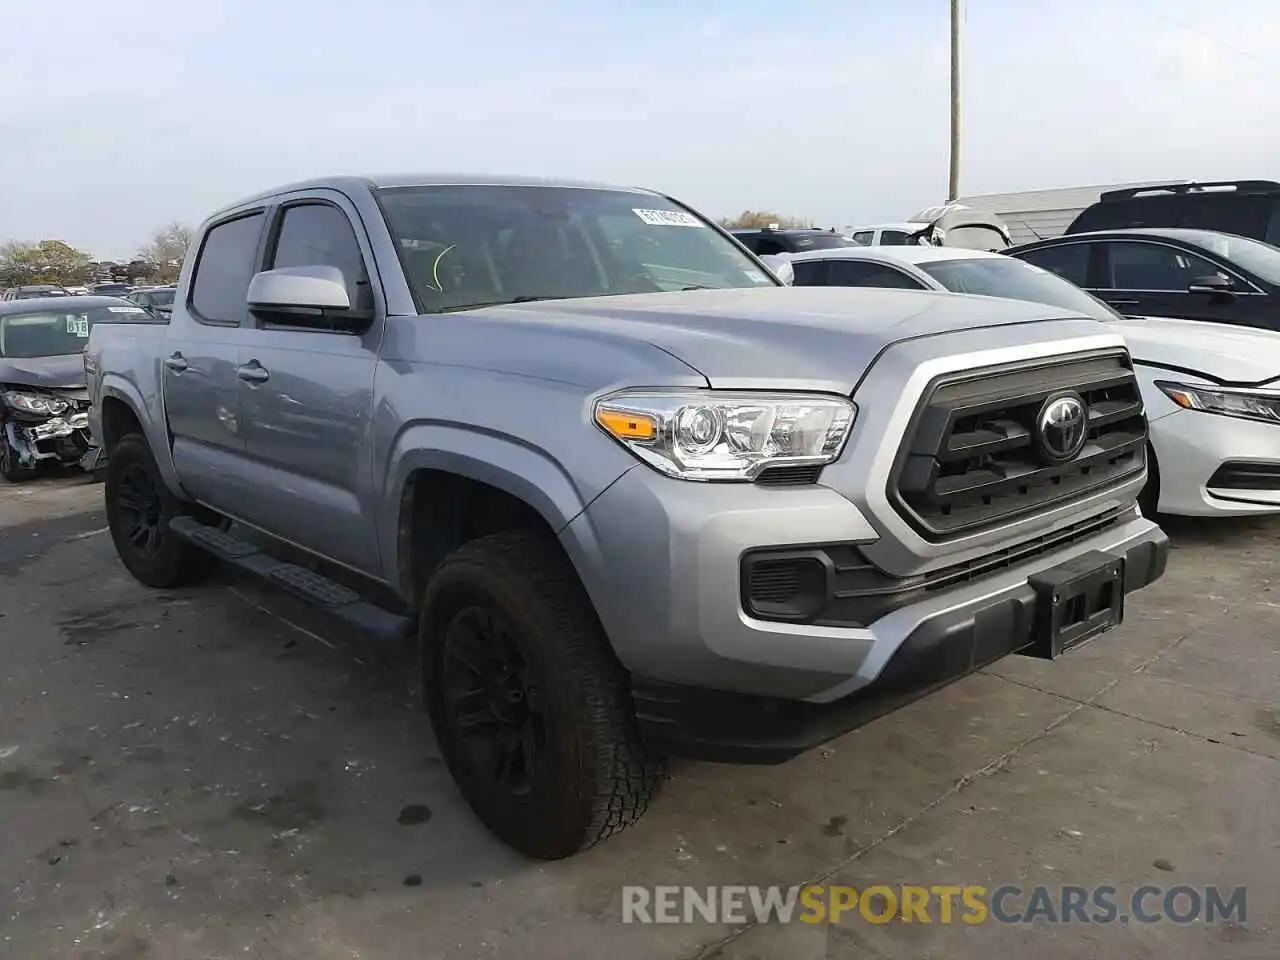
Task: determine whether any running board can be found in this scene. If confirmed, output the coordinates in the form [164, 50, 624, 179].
[167, 516, 413, 644]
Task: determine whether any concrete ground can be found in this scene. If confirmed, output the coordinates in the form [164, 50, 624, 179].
[1, 474, 1277, 960]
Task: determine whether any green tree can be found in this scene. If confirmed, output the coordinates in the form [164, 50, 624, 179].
[718, 210, 812, 229]
[0, 239, 94, 286]
[137, 223, 193, 283]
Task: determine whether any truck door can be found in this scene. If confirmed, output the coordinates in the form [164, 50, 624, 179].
[234, 196, 381, 573]
[164, 210, 264, 512]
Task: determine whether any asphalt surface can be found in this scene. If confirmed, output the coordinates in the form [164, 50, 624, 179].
[1, 473, 1277, 959]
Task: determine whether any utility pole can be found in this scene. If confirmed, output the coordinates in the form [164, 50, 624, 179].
[948, 0, 962, 201]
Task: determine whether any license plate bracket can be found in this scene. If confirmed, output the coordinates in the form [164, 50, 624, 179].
[1025, 550, 1125, 659]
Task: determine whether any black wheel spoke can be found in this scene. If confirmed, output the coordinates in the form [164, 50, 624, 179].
[115, 462, 166, 558]
[443, 605, 546, 796]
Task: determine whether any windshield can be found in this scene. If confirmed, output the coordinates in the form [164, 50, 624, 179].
[919, 257, 1122, 322]
[376, 185, 777, 313]
[0, 304, 148, 358]
[1187, 232, 1280, 285]
[789, 234, 859, 251]
[147, 288, 176, 306]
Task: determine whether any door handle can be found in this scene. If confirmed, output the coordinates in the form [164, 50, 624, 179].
[164, 353, 189, 372]
[236, 361, 270, 384]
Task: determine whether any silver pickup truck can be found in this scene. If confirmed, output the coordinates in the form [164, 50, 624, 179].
[85, 174, 1169, 859]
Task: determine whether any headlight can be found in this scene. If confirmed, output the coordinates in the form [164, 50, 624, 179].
[1156, 381, 1280, 425]
[3, 391, 69, 416]
[593, 390, 855, 481]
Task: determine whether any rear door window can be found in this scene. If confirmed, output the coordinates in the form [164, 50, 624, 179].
[790, 260, 829, 286]
[878, 230, 911, 246]
[825, 260, 926, 289]
[190, 212, 266, 325]
[1014, 243, 1092, 286]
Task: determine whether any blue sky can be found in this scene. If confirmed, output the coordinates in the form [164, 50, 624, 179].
[2, 0, 1278, 259]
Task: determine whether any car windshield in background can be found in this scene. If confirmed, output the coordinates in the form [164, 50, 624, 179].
[919, 257, 1123, 322]
[790, 234, 859, 251]
[375, 185, 777, 313]
[93, 284, 131, 296]
[148, 288, 176, 306]
[1184, 232, 1280, 286]
[0, 304, 147, 358]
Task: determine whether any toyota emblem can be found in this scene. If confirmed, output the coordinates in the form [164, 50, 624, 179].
[1035, 392, 1088, 464]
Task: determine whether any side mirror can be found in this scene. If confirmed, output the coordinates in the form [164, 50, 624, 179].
[1187, 274, 1234, 296]
[248, 265, 352, 312]
[760, 254, 795, 286]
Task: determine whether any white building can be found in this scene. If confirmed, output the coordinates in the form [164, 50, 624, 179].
[958, 181, 1183, 245]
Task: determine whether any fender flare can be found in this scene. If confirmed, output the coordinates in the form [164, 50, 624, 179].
[98, 376, 188, 499]
[378, 422, 589, 596]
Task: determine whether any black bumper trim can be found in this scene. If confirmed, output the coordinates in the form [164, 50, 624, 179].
[633, 530, 1169, 765]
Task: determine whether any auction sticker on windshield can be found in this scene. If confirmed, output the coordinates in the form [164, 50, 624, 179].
[634, 209, 704, 227]
[66, 315, 90, 337]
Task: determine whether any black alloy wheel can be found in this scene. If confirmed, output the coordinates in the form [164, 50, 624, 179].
[115, 460, 164, 556]
[442, 605, 548, 797]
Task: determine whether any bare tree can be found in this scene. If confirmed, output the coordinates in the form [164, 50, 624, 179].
[138, 223, 193, 283]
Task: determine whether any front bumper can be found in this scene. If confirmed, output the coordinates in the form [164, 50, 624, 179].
[563, 466, 1168, 763]
[4, 413, 91, 465]
[1151, 409, 1280, 516]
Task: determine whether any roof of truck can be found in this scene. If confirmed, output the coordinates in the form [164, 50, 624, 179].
[217, 174, 661, 217]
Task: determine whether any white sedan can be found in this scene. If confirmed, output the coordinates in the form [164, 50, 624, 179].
[783, 245, 1280, 517]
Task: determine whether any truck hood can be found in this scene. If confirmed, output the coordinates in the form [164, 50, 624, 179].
[0, 354, 87, 390]
[1111, 316, 1280, 386]
[486, 287, 1096, 390]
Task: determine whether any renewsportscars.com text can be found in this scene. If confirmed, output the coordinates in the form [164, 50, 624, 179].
[622, 884, 1247, 926]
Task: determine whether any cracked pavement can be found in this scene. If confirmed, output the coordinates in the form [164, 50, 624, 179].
[1, 474, 1277, 959]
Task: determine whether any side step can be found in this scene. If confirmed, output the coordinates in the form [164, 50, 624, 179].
[168, 516, 413, 644]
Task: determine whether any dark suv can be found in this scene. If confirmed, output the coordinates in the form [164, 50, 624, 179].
[730, 226, 858, 256]
[1067, 180, 1280, 245]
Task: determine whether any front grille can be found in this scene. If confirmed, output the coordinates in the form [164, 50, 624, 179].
[1208, 461, 1280, 491]
[891, 350, 1146, 540]
[741, 506, 1125, 627]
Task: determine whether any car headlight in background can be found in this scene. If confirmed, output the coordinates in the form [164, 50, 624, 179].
[594, 390, 855, 481]
[1157, 381, 1280, 425]
[2, 391, 70, 416]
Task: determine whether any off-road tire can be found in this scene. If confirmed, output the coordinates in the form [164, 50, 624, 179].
[0, 433, 38, 482]
[104, 433, 219, 588]
[421, 529, 665, 859]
